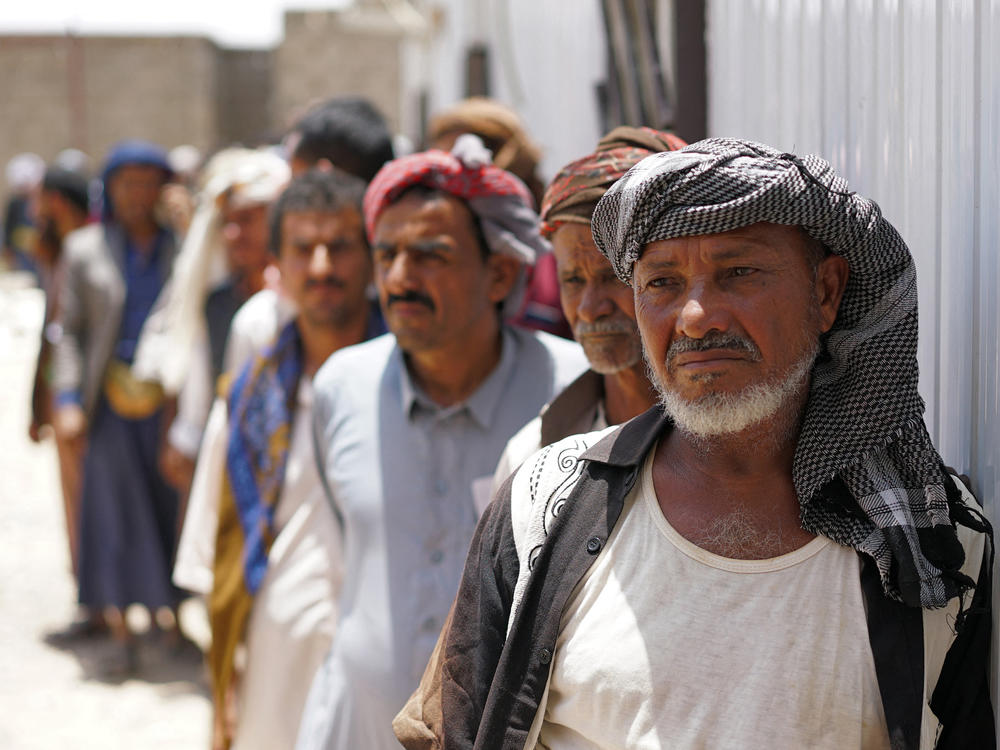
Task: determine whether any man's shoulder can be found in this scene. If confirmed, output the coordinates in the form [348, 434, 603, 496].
[224, 289, 297, 373]
[231, 289, 293, 333]
[514, 425, 619, 487]
[516, 327, 585, 362]
[507, 425, 620, 537]
[62, 223, 106, 260]
[313, 332, 396, 392]
[509, 327, 588, 388]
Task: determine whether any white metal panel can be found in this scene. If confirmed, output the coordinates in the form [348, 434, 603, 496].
[820, 0, 849, 173]
[796, 0, 825, 156]
[407, 0, 605, 180]
[872, 0, 903, 228]
[844, 0, 877, 191]
[757, 0, 783, 143]
[777, 0, 802, 147]
[707, 0, 1000, 714]
[936, 1, 977, 469]
[974, 0, 1000, 689]
[705, 0, 737, 137]
[899, 0, 941, 441]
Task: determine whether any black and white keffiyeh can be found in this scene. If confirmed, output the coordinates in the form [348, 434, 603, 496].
[592, 137, 971, 608]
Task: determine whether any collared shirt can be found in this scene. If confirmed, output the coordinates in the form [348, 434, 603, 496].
[492, 369, 608, 494]
[296, 326, 587, 750]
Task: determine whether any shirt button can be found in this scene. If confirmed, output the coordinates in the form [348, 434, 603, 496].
[434, 479, 448, 495]
[539, 648, 552, 665]
[429, 549, 444, 564]
[421, 616, 439, 632]
[586, 536, 603, 555]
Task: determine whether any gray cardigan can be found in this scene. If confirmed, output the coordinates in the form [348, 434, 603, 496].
[52, 222, 175, 419]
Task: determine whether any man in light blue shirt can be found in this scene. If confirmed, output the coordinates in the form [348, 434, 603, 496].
[296, 136, 587, 749]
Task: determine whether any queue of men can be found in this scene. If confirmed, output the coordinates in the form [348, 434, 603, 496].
[18, 93, 994, 750]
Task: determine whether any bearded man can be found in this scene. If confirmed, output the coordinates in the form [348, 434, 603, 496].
[395, 138, 994, 749]
[494, 126, 685, 483]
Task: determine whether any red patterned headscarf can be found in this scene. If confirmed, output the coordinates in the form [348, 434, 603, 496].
[539, 126, 687, 238]
[363, 135, 546, 267]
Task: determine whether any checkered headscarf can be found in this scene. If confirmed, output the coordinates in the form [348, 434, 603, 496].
[593, 137, 971, 608]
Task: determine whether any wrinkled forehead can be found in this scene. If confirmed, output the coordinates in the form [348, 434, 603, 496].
[633, 222, 823, 274]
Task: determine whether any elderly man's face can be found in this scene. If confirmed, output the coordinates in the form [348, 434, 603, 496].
[553, 223, 642, 374]
[278, 207, 372, 329]
[632, 222, 846, 437]
[372, 191, 519, 355]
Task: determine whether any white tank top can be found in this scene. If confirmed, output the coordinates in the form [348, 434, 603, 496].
[535, 446, 891, 750]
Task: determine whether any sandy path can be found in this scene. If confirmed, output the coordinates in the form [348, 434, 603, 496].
[0, 274, 212, 750]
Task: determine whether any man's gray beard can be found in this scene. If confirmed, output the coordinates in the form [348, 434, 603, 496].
[650, 342, 818, 441]
[574, 318, 643, 375]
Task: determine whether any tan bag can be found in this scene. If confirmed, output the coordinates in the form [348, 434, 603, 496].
[102, 359, 165, 419]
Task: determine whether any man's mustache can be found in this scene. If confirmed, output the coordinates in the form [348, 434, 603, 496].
[574, 319, 637, 338]
[387, 291, 435, 312]
[305, 277, 346, 291]
[666, 331, 760, 368]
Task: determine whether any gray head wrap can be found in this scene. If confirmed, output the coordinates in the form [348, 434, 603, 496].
[593, 137, 978, 609]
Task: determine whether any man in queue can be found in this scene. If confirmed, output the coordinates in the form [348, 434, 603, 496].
[295, 135, 586, 749]
[395, 138, 994, 749]
[494, 126, 686, 481]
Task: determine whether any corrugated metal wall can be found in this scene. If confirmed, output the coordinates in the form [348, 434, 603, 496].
[708, 0, 1000, 696]
[403, 0, 607, 179]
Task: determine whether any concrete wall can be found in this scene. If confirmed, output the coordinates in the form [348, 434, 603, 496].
[0, 37, 76, 174]
[216, 48, 275, 147]
[0, 34, 220, 180]
[273, 10, 403, 133]
[79, 36, 219, 161]
[0, 7, 405, 193]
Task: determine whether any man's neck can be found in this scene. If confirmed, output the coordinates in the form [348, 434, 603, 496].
[664, 420, 798, 490]
[602, 363, 658, 425]
[298, 308, 370, 377]
[405, 321, 504, 408]
[57, 213, 86, 241]
[233, 268, 265, 302]
[652, 404, 814, 559]
[121, 218, 159, 247]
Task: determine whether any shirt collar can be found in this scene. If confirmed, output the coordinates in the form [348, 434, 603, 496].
[579, 404, 671, 466]
[396, 326, 519, 430]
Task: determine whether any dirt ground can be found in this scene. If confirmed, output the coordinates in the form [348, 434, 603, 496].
[0, 273, 212, 750]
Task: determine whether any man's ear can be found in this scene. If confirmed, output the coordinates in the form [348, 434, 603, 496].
[486, 254, 522, 304]
[815, 254, 849, 333]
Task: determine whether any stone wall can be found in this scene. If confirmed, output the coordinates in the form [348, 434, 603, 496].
[0, 8, 404, 198]
[273, 10, 402, 133]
